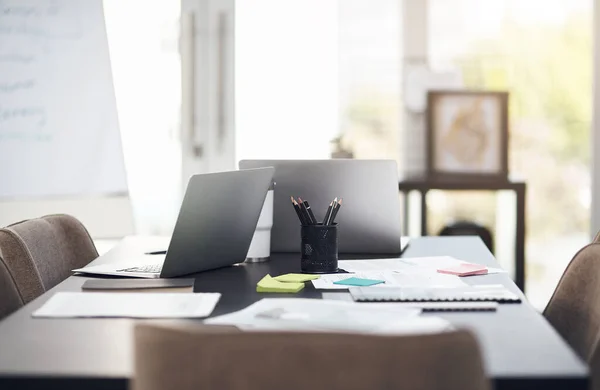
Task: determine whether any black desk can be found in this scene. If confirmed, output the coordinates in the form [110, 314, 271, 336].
[0, 236, 586, 390]
[399, 178, 527, 291]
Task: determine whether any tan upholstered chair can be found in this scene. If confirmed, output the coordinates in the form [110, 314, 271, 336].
[0, 214, 98, 319]
[133, 324, 490, 390]
[544, 242, 600, 389]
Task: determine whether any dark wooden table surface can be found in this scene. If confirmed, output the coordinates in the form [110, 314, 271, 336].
[0, 236, 587, 390]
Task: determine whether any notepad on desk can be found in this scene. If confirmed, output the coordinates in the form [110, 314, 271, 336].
[257, 275, 305, 293]
[360, 301, 499, 312]
[349, 285, 521, 303]
[81, 278, 195, 293]
[437, 263, 488, 277]
[272, 273, 320, 283]
[333, 277, 385, 287]
[321, 292, 499, 312]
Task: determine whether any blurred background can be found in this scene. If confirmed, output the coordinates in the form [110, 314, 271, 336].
[24, 0, 594, 310]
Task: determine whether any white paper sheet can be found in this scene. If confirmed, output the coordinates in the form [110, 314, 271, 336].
[205, 298, 452, 335]
[338, 258, 413, 272]
[339, 256, 506, 274]
[32, 292, 221, 319]
[312, 270, 468, 290]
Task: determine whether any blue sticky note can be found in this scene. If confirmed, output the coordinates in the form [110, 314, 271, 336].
[333, 277, 385, 287]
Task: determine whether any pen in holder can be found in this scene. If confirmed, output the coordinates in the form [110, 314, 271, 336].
[300, 223, 338, 274]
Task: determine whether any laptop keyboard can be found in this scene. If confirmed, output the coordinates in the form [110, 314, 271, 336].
[117, 263, 163, 274]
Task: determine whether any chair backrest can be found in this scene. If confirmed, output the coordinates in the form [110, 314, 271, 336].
[133, 324, 490, 390]
[544, 242, 600, 365]
[0, 214, 98, 319]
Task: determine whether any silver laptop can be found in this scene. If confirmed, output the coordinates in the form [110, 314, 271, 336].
[73, 167, 275, 278]
[239, 159, 407, 254]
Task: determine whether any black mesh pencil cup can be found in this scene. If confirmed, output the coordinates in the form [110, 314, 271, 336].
[300, 223, 338, 273]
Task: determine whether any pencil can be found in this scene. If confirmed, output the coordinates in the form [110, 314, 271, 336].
[291, 196, 306, 225]
[297, 197, 314, 225]
[323, 198, 336, 225]
[301, 198, 317, 224]
[329, 198, 342, 225]
[325, 197, 339, 225]
[322, 201, 333, 225]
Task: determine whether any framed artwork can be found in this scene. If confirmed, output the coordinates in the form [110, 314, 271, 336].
[426, 90, 509, 181]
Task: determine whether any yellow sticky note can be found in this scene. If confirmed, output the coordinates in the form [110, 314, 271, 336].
[273, 273, 320, 283]
[257, 275, 304, 293]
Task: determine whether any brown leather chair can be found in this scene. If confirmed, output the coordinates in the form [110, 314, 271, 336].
[133, 323, 490, 390]
[0, 214, 98, 319]
[544, 241, 600, 389]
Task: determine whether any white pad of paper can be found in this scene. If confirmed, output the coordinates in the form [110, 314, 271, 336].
[321, 292, 499, 312]
[312, 270, 468, 290]
[205, 298, 452, 335]
[338, 256, 506, 274]
[32, 292, 221, 319]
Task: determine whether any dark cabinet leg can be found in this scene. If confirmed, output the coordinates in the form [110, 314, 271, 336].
[516, 186, 526, 291]
[420, 190, 428, 236]
[402, 191, 410, 235]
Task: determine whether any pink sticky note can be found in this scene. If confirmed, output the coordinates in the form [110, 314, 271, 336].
[437, 263, 488, 277]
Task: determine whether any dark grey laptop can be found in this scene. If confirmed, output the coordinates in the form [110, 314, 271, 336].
[73, 167, 275, 278]
[239, 159, 405, 254]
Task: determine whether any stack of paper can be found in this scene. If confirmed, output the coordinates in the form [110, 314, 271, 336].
[338, 257, 505, 274]
[257, 275, 305, 293]
[32, 292, 221, 318]
[312, 270, 468, 290]
[205, 298, 452, 335]
[311, 256, 507, 290]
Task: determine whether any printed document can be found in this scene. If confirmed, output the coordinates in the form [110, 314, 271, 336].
[32, 292, 221, 319]
[205, 298, 451, 335]
[312, 270, 468, 290]
[338, 256, 505, 274]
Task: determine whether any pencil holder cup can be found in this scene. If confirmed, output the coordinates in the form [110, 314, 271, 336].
[300, 224, 338, 273]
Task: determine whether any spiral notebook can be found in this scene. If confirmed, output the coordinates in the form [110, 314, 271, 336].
[349, 284, 521, 303]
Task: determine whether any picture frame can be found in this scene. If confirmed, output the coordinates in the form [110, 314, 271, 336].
[426, 90, 509, 181]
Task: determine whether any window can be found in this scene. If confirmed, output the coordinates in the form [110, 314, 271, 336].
[235, 0, 339, 162]
[235, 0, 402, 166]
[337, 0, 402, 166]
[103, 0, 182, 234]
[428, 0, 592, 308]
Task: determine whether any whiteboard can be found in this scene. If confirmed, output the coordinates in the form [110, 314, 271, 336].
[0, 0, 127, 198]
